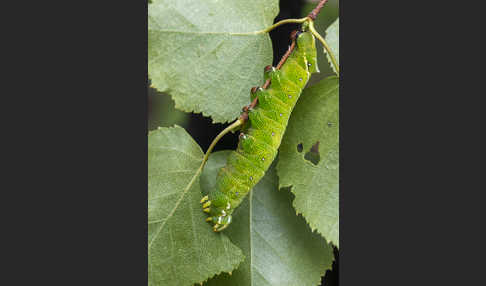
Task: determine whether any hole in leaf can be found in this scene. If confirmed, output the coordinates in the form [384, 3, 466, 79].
[297, 143, 303, 153]
[304, 141, 321, 166]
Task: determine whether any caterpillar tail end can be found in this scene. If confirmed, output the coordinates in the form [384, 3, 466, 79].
[201, 196, 233, 232]
[204, 213, 233, 232]
[212, 215, 232, 232]
[213, 221, 231, 232]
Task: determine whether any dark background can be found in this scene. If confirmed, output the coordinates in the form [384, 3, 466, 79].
[6, 0, 482, 285]
[148, 0, 339, 285]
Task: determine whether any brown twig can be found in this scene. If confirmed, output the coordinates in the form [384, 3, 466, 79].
[239, 37, 297, 120]
[263, 40, 296, 90]
[308, 0, 328, 20]
[238, 0, 328, 122]
[277, 40, 297, 70]
[239, 0, 327, 121]
[205, 0, 331, 164]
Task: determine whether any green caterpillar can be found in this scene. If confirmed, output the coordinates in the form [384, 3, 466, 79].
[201, 27, 319, 232]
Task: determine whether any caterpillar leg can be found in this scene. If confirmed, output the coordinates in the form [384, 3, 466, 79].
[264, 65, 276, 81]
[200, 195, 209, 203]
[239, 132, 248, 140]
[200, 195, 212, 213]
[203, 201, 232, 232]
[202, 201, 211, 208]
[204, 211, 233, 232]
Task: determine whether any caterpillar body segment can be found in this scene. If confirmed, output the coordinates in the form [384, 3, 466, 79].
[202, 30, 319, 232]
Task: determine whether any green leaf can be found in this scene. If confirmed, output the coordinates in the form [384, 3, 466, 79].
[325, 18, 339, 73]
[277, 76, 339, 247]
[148, 0, 279, 123]
[201, 151, 334, 286]
[148, 126, 244, 286]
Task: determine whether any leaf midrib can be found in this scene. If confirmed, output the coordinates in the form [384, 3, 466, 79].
[147, 149, 203, 251]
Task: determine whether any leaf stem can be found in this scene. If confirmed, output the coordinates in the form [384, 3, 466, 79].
[177, 119, 243, 205]
[260, 17, 308, 34]
[199, 119, 244, 171]
[308, 20, 339, 75]
[231, 18, 308, 35]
